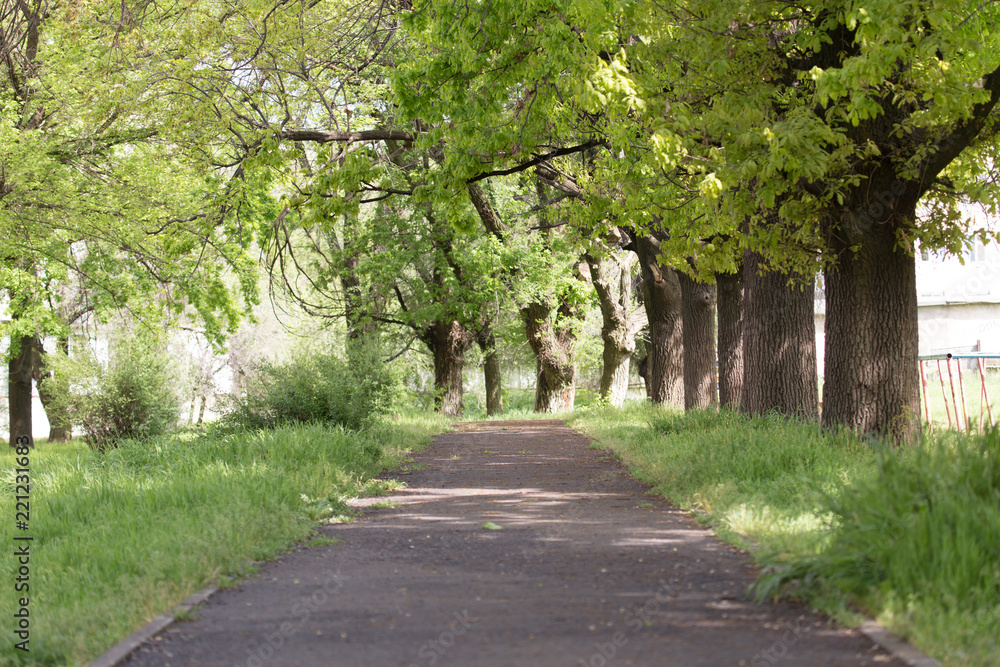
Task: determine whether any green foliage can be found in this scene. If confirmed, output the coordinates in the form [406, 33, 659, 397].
[222, 343, 402, 431]
[754, 429, 1000, 666]
[0, 414, 444, 666]
[47, 335, 181, 451]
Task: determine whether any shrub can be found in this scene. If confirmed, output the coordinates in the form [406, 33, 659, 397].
[47, 335, 181, 451]
[221, 342, 401, 431]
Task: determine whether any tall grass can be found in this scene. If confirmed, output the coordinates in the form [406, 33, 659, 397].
[0, 412, 448, 666]
[569, 405, 1000, 666]
[569, 404, 877, 553]
[755, 429, 1000, 665]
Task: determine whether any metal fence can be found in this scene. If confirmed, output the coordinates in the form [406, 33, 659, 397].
[919, 353, 998, 432]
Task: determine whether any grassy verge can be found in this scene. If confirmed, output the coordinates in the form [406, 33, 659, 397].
[0, 410, 450, 666]
[568, 404, 1000, 667]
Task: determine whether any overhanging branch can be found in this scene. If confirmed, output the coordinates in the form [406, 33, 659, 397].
[467, 139, 608, 183]
[279, 129, 417, 143]
[919, 63, 1000, 192]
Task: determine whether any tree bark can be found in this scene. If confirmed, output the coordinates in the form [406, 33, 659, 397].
[741, 251, 819, 419]
[587, 245, 645, 407]
[823, 214, 920, 441]
[634, 235, 684, 407]
[337, 217, 384, 343]
[522, 299, 578, 412]
[8, 334, 33, 445]
[341, 256, 378, 342]
[716, 269, 744, 409]
[423, 320, 472, 417]
[475, 327, 503, 416]
[679, 272, 717, 410]
[33, 336, 72, 441]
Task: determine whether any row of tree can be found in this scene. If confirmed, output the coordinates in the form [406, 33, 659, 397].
[5, 0, 1000, 442]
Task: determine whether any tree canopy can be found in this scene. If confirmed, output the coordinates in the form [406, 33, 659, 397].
[6, 0, 1000, 440]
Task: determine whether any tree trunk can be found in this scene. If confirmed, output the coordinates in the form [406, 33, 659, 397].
[8, 334, 33, 445]
[587, 246, 645, 407]
[634, 235, 684, 407]
[424, 320, 472, 417]
[679, 272, 717, 410]
[475, 327, 503, 416]
[823, 214, 920, 441]
[716, 269, 744, 409]
[335, 216, 384, 343]
[599, 337, 632, 407]
[33, 336, 72, 442]
[522, 300, 577, 412]
[741, 250, 819, 419]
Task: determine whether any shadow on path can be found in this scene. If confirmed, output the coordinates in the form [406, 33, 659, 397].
[127, 420, 901, 667]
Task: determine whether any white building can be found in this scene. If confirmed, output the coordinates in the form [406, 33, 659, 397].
[815, 232, 1000, 378]
[915, 238, 1000, 358]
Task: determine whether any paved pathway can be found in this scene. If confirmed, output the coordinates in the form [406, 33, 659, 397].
[127, 420, 903, 666]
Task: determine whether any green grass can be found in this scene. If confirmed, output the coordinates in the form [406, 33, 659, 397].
[0, 410, 450, 666]
[921, 366, 1000, 433]
[568, 404, 877, 554]
[568, 404, 1000, 667]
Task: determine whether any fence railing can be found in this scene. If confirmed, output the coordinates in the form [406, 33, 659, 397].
[919, 353, 998, 432]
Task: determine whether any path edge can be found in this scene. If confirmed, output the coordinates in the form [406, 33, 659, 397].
[565, 420, 943, 667]
[90, 420, 943, 667]
[858, 621, 942, 667]
[88, 586, 218, 667]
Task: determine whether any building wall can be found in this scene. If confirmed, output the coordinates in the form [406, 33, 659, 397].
[918, 303, 1000, 355]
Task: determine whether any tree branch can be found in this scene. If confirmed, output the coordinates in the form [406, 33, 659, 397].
[279, 129, 416, 143]
[535, 162, 583, 198]
[918, 63, 1000, 193]
[466, 181, 506, 240]
[467, 139, 607, 183]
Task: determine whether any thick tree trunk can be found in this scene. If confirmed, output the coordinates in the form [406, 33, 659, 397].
[741, 251, 819, 419]
[716, 269, 744, 409]
[679, 272, 717, 410]
[424, 321, 472, 417]
[634, 235, 684, 406]
[8, 334, 33, 445]
[475, 328, 503, 416]
[522, 300, 577, 412]
[824, 215, 920, 441]
[33, 336, 72, 442]
[587, 246, 645, 407]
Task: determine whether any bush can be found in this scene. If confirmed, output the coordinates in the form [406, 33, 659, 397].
[48, 335, 181, 450]
[221, 343, 401, 431]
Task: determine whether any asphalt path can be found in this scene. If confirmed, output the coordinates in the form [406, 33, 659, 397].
[126, 420, 904, 667]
